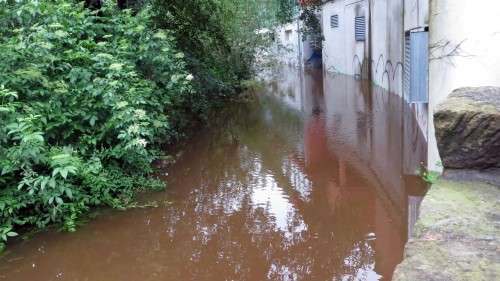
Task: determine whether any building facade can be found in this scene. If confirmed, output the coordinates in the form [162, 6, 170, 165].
[321, 0, 429, 171]
[275, 0, 500, 172]
[321, 0, 428, 98]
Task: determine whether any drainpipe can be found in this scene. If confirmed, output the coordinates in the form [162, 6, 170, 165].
[367, 0, 373, 82]
[297, 17, 303, 68]
[401, 0, 406, 177]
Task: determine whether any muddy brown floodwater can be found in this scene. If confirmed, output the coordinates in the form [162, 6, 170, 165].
[0, 67, 428, 281]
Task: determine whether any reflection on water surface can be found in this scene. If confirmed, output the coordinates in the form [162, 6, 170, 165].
[0, 67, 427, 281]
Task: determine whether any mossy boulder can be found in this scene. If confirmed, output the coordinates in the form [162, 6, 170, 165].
[393, 180, 500, 281]
[434, 87, 500, 169]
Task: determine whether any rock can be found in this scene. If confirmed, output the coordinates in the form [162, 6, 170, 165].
[393, 180, 500, 281]
[434, 87, 500, 169]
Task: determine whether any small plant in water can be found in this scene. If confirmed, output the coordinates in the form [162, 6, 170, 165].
[0, 225, 17, 251]
[418, 162, 441, 184]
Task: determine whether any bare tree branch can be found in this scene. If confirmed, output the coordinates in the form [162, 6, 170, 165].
[429, 39, 472, 64]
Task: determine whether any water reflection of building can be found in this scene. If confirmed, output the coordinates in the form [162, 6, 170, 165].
[320, 0, 429, 172]
[264, 66, 428, 280]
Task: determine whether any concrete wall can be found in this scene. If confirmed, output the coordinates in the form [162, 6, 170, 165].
[428, 0, 500, 171]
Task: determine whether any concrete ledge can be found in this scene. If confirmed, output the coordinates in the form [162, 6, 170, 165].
[393, 179, 500, 281]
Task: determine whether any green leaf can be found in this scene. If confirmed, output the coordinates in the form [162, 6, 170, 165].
[153, 31, 167, 40]
[55, 197, 63, 205]
[41, 177, 49, 191]
[0, 107, 12, 113]
[52, 168, 61, 177]
[65, 188, 73, 199]
[89, 116, 97, 127]
[109, 63, 124, 71]
[54, 30, 69, 38]
[49, 178, 56, 189]
[60, 168, 68, 179]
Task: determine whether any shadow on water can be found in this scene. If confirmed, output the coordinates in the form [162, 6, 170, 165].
[0, 66, 428, 281]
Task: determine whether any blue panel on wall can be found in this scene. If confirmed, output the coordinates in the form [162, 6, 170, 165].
[410, 31, 429, 103]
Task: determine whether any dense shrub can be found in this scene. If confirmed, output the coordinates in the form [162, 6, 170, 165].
[150, 0, 279, 99]
[0, 0, 199, 248]
[151, 0, 241, 100]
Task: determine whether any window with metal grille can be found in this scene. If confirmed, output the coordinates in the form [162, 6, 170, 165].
[355, 16, 366, 41]
[330, 15, 339, 28]
[404, 31, 429, 103]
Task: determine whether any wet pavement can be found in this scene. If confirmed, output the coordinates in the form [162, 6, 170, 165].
[0, 66, 428, 281]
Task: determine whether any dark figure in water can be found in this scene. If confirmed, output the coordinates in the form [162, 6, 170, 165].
[84, 0, 129, 10]
[84, 0, 102, 9]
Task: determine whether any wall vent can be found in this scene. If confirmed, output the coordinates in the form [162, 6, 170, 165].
[404, 33, 411, 99]
[354, 16, 366, 41]
[330, 15, 339, 28]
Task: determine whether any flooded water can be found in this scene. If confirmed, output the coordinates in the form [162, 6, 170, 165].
[0, 67, 428, 281]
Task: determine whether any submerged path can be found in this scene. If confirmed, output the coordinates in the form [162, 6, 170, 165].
[0, 67, 428, 281]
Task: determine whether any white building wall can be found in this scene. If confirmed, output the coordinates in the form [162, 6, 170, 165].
[322, 1, 346, 73]
[345, 0, 370, 77]
[322, 0, 425, 89]
[371, 0, 404, 95]
[404, 0, 429, 31]
[275, 22, 302, 67]
[274, 18, 318, 68]
[428, 0, 500, 171]
[322, 0, 369, 77]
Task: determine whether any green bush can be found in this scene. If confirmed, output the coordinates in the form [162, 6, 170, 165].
[0, 0, 198, 247]
[150, 0, 277, 99]
[151, 0, 240, 99]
